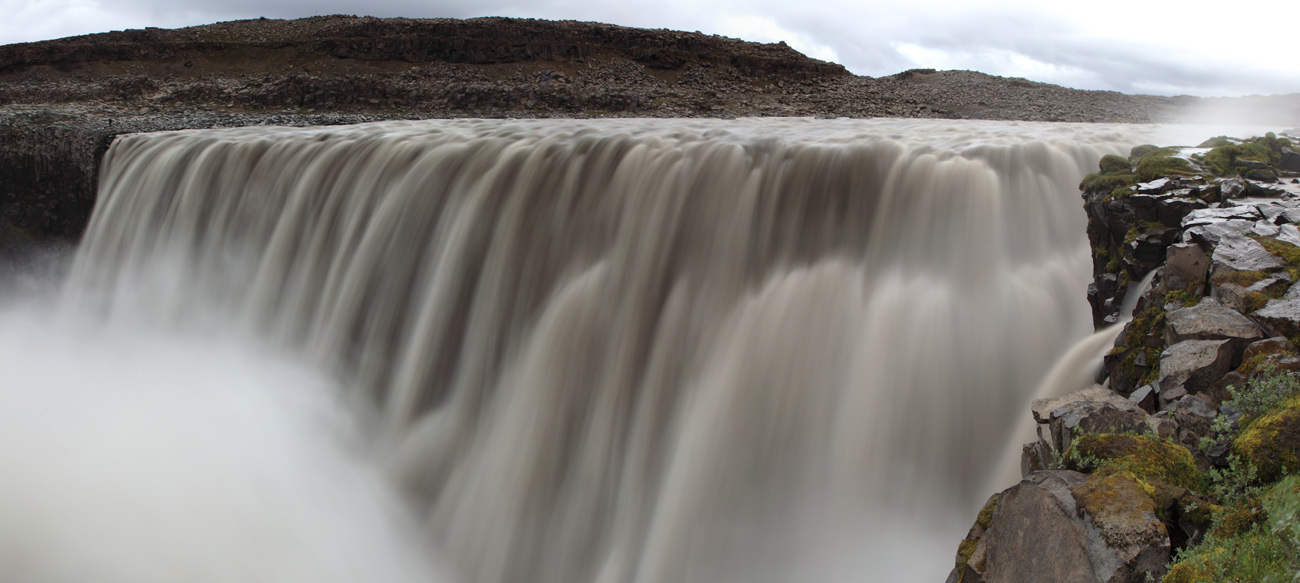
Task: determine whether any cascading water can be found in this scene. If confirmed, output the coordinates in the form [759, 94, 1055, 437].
[2, 118, 1142, 582]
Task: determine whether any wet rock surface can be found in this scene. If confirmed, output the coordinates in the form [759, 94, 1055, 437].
[958, 134, 1300, 583]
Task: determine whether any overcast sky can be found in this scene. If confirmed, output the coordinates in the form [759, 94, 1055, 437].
[2, 0, 1297, 98]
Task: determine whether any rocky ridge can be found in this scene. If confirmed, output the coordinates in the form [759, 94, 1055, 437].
[949, 133, 1300, 582]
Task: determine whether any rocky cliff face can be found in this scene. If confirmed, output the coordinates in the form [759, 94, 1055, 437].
[949, 132, 1300, 583]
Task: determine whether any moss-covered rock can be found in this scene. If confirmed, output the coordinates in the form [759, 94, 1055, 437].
[1065, 434, 1203, 492]
[1238, 337, 1300, 378]
[1235, 395, 1300, 482]
[1100, 154, 1133, 174]
[1070, 471, 1171, 577]
[1162, 546, 1228, 583]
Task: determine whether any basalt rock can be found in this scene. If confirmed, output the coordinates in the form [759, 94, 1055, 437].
[969, 470, 1169, 583]
[1158, 339, 1235, 396]
[1049, 400, 1149, 453]
[1252, 299, 1300, 339]
[1163, 299, 1264, 356]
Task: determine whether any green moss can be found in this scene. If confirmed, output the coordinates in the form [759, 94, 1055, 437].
[1198, 136, 1235, 149]
[1201, 133, 1296, 177]
[1165, 289, 1203, 307]
[954, 538, 977, 571]
[1115, 305, 1167, 386]
[1081, 171, 1139, 194]
[1164, 476, 1300, 583]
[1136, 154, 1195, 182]
[1253, 236, 1300, 267]
[1130, 144, 1161, 159]
[976, 494, 998, 529]
[1106, 253, 1122, 274]
[1099, 154, 1132, 174]
[1213, 497, 1266, 538]
[1235, 395, 1300, 482]
[1065, 433, 1203, 492]
[953, 494, 998, 575]
[1210, 269, 1270, 287]
[1244, 291, 1273, 313]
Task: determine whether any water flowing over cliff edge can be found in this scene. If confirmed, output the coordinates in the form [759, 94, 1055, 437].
[3, 118, 1137, 582]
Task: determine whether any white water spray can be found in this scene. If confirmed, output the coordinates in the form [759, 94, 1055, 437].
[4, 118, 1142, 583]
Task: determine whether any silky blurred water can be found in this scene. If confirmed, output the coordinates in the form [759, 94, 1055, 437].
[1, 117, 1197, 582]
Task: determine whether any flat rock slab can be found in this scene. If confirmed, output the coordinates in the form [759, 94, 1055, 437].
[1211, 232, 1285, 273]
[1032, 384, 1135, 424]
[1183, 220, 1258, 246]
[1252, 299, 1300, 338]
[1163, 298, 1264, 348]
[1182, 206, 1264, 228]
[1158, 339, 1234, 395]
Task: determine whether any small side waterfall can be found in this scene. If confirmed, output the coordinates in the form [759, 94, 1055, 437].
[11, 118, 1139, 582]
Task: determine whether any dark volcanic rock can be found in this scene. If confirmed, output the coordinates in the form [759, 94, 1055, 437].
[1163, 299, 1264, 354]
[976, 470, 1169, 583]
[1158, 339, 1234, 395]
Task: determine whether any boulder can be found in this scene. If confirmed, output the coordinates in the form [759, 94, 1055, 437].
[1063, 433, 1202, 491]
[1165, 394, 1218, 454]
[1049, 400, 1149, 452]
[1282, 146, 1300, 173]
[1212, 283, 1249, 313]
[1210, 232, 1285, 274]
[1157, 339, 1234, 396]
[1162, 298, 1264, 354]
[976, 470, 1169, 583]
[1252, 299, 1300, 339]
[1125, 225, 1179, 266]
[1246, 169, 1279, 183]
[1164, 243, 1207, 292]
[1157, 197, 1207, 229]
[1129, 384, 1156, 414]
[1071, 473, 1171, 580]
[1135, 178, 1170, 194]
[1146, 411, 1177, 440]
[1220, 176, 1247, 199]
[1022, 439, 1053, 478]
[1238, 336, 1300, 377]
[1103, 348, 1144, 397]
[1032, 385, 1135, 424]
[1158, 385, 1188, 409]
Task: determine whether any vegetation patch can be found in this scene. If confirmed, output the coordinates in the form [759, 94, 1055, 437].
[1198, 132, 1296, 178]
[1165, 289, 1203, 308]
[1210, 269, 1270, 288]
[1163, 475, 1300, 583]
[1235, 394, 1300, 483]
[1065, 433, 1203, 492]
[1111, 305, 1167, 386]
[1136, 154, 1195, 182]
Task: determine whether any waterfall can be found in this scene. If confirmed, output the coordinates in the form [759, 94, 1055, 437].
[3, 118, 1138, 583]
